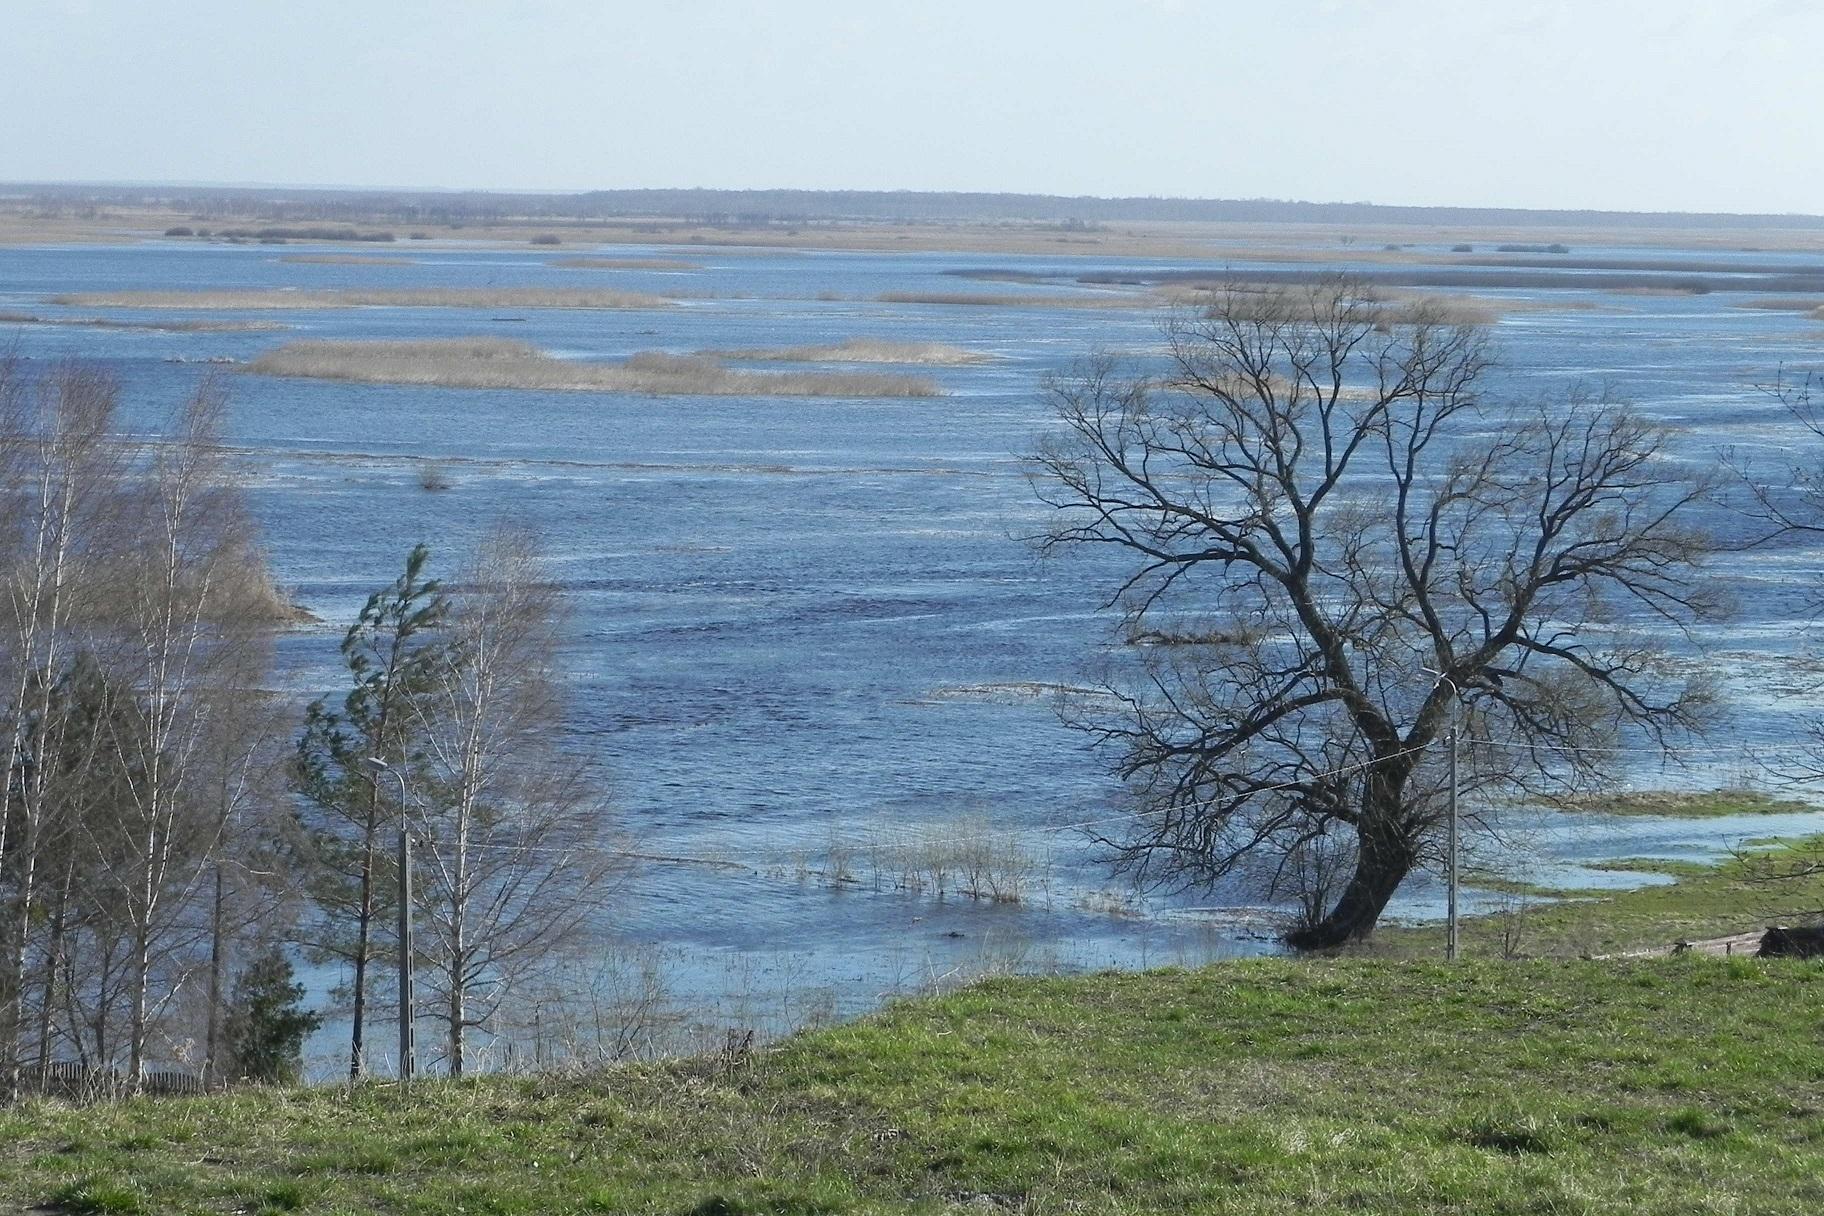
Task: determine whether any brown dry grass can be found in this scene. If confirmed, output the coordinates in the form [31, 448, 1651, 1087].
[53, 288, 676, 311]
[246, 339, 941, 397]
[1156, 282, 1587, 325]
[719, 337, 994, 365]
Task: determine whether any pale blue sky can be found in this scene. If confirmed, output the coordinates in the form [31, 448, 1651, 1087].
[5, 0, 1819, 213]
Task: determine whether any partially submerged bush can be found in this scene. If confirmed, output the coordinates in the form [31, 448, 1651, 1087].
[417, 460, 453, 492]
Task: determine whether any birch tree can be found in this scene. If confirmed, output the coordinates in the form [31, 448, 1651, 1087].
[409, 526, 616, 1076]
[93, 376, 275, 1081]
[0, 361, 122, 1098]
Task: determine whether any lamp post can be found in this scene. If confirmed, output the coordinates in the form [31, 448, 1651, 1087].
[365, 758, 414, 1086]
[1422, 669, 1462, 962]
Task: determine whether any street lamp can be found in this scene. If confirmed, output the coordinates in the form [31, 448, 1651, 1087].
[1422, 668, 1462, 962]
[364, 757, 414, 1086]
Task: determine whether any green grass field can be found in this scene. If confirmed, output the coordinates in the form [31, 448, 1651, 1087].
[1383, 835, 1824, 960]
[1554, 789, 1817, 819]
[4, 840, 1821, 1214]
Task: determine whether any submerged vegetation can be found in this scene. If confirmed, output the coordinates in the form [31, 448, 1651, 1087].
[248, 339, 944, 397]
[782, 816, 1050, 904]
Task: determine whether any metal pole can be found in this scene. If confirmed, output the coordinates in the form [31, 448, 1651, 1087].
[1421, 666, 1464, 962]
[367, 759, 414, 1088]
[397, 807, 414, 1086]
[1446, 720, 1459, 962]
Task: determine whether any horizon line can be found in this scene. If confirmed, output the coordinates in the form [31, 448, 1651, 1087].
[5, 179, 1823, 225]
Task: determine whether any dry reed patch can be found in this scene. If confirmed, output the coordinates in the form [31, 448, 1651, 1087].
[1155, 282, 1511, 326]
[53, 288, 675, 311]
[719, 338, 995, 365]
[277, 254, 414, 265]
[550, 256, 704, 271]
[246, 339, 942, 397]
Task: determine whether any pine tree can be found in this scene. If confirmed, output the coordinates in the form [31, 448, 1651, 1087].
[294, 544, 447, 1079]
[223, 948, 321, 1084]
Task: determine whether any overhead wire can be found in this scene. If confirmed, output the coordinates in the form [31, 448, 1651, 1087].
[410, 732, 1796, 873]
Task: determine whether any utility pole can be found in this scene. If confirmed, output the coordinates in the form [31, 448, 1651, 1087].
[1446, 720, 1459, 962]
[366, 759, 414, 1088]
[1423, 667, 1463, 963]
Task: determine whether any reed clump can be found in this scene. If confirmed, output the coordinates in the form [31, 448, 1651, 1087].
[788, 818, 1050, 904]
[247, 339, 942, 397]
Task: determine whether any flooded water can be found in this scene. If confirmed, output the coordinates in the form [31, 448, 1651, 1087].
[4, 236, 1823, 1071]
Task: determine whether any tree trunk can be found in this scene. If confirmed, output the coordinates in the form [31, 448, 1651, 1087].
[448, 777, 470, 1079]
[348, 827, 376, 1080]
[4, 805, 41, 1101]
[1284, 806, 1416, 951]
[128, 922, 151, 1086]
[35, 865, 72, 1074]
[203, 864, 225, 1087]
[448, 961, 464, 1078]
[448, 875, 465, 1078]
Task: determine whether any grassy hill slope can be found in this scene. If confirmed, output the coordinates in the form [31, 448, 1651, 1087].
[3, 954, 1821, 1215]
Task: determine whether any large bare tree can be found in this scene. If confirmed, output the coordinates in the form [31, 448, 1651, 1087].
[1031, 280, 1720, 948]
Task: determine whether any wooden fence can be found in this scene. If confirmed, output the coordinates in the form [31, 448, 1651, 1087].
[14, 1060, 207, 1100]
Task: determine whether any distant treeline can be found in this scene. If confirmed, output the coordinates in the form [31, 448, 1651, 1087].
[7, 182, 1824, 231]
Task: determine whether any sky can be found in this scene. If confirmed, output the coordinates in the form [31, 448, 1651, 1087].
[4, 0, 1820, 214]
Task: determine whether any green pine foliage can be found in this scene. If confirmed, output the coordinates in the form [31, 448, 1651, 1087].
[222, 950, 322, 1085]
[292, 544, 449, 1076]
